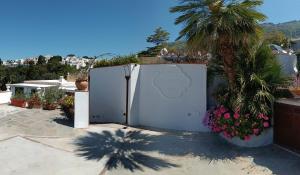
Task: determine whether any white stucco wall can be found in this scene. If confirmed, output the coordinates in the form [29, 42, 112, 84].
[89, 64, 207, 131]
[89, 65, 127, 123]
[75, 91, 89, 128]
[0, 91, 12, 104]
[276, 54, 298, 76]
[136, 64, 207, 131]
[128, 64, 140, 125]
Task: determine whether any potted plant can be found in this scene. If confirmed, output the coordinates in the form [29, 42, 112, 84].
[75, 53, 121, 91]
[289, 75, 300, 97]
[10, 93, 27, 108]
[204, 106, 273, 147]
[204, 43, 289, 147]
[27, 93, 42, 109]
[42, 87, 63, 110]
[75, 56, 100, 91]
[61, 95, 74, 120]
[75, 71, 89, 91]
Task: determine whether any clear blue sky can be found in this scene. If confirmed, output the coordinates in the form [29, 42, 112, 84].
[0, 0, 299, 60]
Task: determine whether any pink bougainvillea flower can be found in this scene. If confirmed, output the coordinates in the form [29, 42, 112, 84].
[253, 128, 260, 135]
[264, 116, 269, 121]
[220, 105, 227, 114]
[244, 135, 251, 141]
[224, 113, 231, 119]
[214, 109, 222, 117]
[263, 122, 270, 128]
[234, 122, 240, 126]
[262, 115, 269, 120]
[222, 125, 228, 130]
[234, 113, 240, 119]
[223, 131, 231, 139]
[215, 127, 221, 132]
[258, 113, 269, 120]
[258, 113, 264, 119]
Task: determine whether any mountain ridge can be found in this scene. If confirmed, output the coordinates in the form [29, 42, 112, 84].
[262, 20, 300, 39]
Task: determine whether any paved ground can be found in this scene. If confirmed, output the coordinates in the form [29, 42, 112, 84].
[0, 105, 300, 175]
[0, 104, 26, 119]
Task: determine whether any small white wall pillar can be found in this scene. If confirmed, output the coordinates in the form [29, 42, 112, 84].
[75, 91, 89, 128]
[0, 91, 12, 104]
[6, 85, 11, 92]
[128, 64, 140, 126]
[11, 86, 15, 96]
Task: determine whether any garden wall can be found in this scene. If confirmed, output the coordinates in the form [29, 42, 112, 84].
[276, 53, 298, 76]
[0, 91, 12, 104]
[89, 64, 207, 131]
[89, 65, 128, 123]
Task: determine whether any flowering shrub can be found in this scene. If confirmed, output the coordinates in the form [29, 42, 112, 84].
[204, 105, 271, 141]
[203, 44, 289, 141]
[61, 95, 74, 120]
[27, 93, 42, 109]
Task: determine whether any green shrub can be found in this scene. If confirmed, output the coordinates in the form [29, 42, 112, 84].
[94, 55, 139, 68]
[11, 92, 27, 100]
[61, 95, 74, 120]
[206, 43, 290, 140]
[42, 87, 64, 104]
[61, 95, 74, 108]
[138, 45, 163, 57]
[215, 43, 290, 116]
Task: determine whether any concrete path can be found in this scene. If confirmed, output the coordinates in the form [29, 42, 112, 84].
[0, 104, 26, 119]
[0, 137, 104, 175]
[0, 108, 82, 139]
[77, 126, 300, 175]
[0, 105, 300, 175]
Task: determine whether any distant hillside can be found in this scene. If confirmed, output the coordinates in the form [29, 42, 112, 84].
[262, 20, 300, 39]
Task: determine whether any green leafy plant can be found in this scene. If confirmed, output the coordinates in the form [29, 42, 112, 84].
[94, 55, 139, 68]
[61, 95, 74, 120]
[264, 31, 290, 48]
[206, 43, 290, 140]
[11, 92, 27, 100]
[42, 87, 64, 110]
[76, 71, 89, 81]
[232, 43, 289, 115]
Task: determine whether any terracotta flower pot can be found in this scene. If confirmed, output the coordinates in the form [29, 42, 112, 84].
[27, 101, 42, 109]
[43, 103, 58, 110]
[289, 88, 300, 97]
[76, 80, 88, 91]
[11, 99, 27, 108]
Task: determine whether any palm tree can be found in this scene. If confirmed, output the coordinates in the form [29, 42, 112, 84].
[170, 0, 266, 88]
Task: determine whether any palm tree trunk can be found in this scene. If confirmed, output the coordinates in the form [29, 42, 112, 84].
[219, 40, 236, 89]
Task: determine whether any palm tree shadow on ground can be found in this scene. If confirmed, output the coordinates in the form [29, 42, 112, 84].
[74, 128, 300, 174]
[74, 129, 180, 172]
